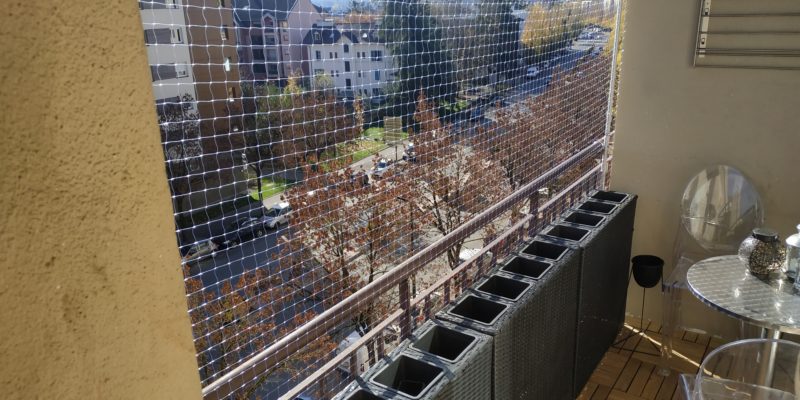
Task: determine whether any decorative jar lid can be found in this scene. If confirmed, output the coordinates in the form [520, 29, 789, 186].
[752, 228, 779, 242]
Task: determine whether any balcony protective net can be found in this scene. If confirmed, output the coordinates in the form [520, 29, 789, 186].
[138, 0, 619, 398]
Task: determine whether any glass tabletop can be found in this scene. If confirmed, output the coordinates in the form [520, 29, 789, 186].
[686, 255, 800, 334]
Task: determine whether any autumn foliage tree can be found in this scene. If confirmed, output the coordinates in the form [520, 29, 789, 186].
[184, 268, 335, 400]
[408, 93, 511, 268]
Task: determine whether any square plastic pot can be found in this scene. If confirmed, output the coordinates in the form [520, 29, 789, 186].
[331, 382, 385, 400]
[563, 211, 605, 228]
[369, 355, 445, 399]
[577, 200, 618, 215]
[589, 190, 629, 203]
[519, 239, 568, 261]
[402, 320, 493, 400]
[474, 274, 531, 302]
[542, 224, 591, 243]
[499, 256, 552, 280]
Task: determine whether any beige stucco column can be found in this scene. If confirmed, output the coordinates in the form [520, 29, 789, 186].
[0, 1, 202, 398]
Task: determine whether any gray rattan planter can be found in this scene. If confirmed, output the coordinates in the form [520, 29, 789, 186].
[499, 238, 580, 400]
[435, 293, 515, 400]
[545, 190, 637, 397]
[331, 381, 384, 400]
[403, 320, 493, 400]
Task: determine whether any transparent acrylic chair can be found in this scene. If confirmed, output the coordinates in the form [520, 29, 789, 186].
[660, 165, 764, 374]
[678, 339, 800, 400]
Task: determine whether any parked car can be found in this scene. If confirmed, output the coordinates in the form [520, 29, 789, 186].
[222, 217, 268, 247]
[526, 66, 541, 79]
[371, 158, 391, 179]
[181, 239, 218, 263]
[402, 143, 416, 162]
[263, 202, 292, 229]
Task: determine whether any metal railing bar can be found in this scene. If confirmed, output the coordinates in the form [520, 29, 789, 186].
[279, 163, 603, 400]
[201, 140, 603, 399]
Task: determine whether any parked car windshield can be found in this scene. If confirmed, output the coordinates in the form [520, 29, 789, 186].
[265, 208, 280, 217]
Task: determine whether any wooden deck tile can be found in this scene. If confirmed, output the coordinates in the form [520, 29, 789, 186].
[579, 319, 717, 400]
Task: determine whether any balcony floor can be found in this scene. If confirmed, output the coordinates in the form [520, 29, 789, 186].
[578, 316, 726, 400]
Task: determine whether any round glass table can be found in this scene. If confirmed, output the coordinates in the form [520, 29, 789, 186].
[686, 255, 800, 337]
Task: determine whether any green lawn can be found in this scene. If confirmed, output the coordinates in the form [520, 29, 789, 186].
[363, 127, 408, 142]
[249, 178, 290, 201]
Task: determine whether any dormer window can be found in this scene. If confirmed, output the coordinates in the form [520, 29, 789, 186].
[314, 32, 320, 42]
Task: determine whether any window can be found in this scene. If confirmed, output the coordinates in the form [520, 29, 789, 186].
[227, 86, 236, 102]
[175, 64, 189, 78]
[335, 52, 339, 58]
[344, 61, 350, 72]
[253, 64, 266, 74]
[329, 52, 333, 59]
[218, 0, 225, 6]
[253, 49, 264, 60]
[224, 57, 231, 72]
[265, 36, 276, 45]
[139, 0, 177, 9]
[370, 50, 383, 61]
[372, 88, 382, 96]
[266, 49, 278, 61]
[314, 32, 321, 42]
[374, 70, 380, 80]
[220, 26, 228, 41]
[263, 17, 274, 28]
[346, 79, 352, 89]
[144, 29, 172, 45]
[357, 70, 362, 78]
[279, 21, 288, 28]
[343, 44, 349, 53]
[267, 64, 278, 75]
[150, 64, 178, 81]
[315, 50, 321, 60]
[251, 35, 263, 46]
[173, 28, 182, 43]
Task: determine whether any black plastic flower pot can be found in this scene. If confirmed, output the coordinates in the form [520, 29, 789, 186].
[563, 211, 605, 228]
[369, 355, 444, 399]
[337, 388, 383, 400]
[519, 240, 568, 261]
[447, 295, 507, 326]
[589, 190, 629, 203]
[543, 224, 591, 243]
[403, 320, 493, 400]
[474, 274, 531, 302]
[499, 256, 552, 280]
[577, 200, 618, 215]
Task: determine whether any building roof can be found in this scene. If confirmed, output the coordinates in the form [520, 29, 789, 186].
[232, 0, 298, 24]
[302, 24, 383, 45]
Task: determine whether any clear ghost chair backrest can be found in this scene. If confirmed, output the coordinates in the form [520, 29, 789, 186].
[680, 165, 764, 254]
[694, 339, 800, 400]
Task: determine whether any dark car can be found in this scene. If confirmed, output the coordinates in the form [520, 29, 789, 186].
[221, 217, 267, 247]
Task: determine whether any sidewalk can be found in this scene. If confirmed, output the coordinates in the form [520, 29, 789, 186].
[261, 139, 409, 208]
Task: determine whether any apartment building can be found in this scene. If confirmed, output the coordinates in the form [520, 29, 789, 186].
[304, 22, 394, 100]
[139, 0, 197, 114]
[233, 0, 324, 83]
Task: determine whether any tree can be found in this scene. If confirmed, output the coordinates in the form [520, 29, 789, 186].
[381, 0, 458, 126]
[520, 3, 585, 65]
[486, 55, 611, 193]
[408, 93, 511, 268]
[476, 0, 518, 80]
[159, 93, 202, 215]
[184, 268, 336, 400]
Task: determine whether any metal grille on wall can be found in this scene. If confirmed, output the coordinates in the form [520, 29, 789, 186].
[138, 0, 621, 398]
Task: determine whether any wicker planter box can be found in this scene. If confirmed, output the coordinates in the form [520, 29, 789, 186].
[499, 238, 580, 400]
[546, 190, 637, 397]
[402, 320, 493, 400]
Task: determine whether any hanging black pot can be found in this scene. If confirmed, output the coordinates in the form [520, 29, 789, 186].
[631, 255, 664, 288]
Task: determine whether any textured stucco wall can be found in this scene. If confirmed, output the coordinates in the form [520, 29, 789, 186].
[612, 0, 800, 337]
[0, 2, 202, 399]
